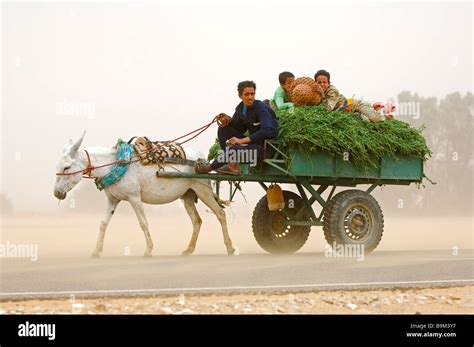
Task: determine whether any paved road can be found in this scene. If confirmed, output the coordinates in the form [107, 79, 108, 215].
[1, 250, 473, 299]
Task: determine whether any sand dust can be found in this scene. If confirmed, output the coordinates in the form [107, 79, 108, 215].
[1, 212, 472, 257]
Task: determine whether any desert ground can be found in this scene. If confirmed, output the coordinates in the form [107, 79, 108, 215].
[1, 285, 473, 314]
[1, 211, 472, 314]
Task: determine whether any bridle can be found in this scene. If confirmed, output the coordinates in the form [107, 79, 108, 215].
[55, 150, 131, 179]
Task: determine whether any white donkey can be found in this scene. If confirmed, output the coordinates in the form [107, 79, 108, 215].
[53, 132, 236, 257]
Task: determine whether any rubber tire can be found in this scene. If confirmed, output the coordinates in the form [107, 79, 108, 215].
[323, 189, 384, 254]
[252, 191, 311, 254]
[322, 189, 359, 245]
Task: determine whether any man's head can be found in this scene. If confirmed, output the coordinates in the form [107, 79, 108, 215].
[314, 70, 331, 93]
[278, 71, 295, 92]
[237, 80, 256, 107]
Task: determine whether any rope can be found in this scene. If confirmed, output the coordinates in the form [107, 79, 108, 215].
[170, 113, 229, 145]
[56, 150, 137, 179]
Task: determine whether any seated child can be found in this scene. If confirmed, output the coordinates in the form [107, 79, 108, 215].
[270, 71, 295, 110]
[314, 69, 386, 122]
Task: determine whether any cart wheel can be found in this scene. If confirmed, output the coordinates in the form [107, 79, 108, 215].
[322, 189, 358, 245]
[252, 191, 311, 254]
[323, 189, 384, 254]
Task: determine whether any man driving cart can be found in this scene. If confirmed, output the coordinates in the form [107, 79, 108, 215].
[195, 80, 279, 175]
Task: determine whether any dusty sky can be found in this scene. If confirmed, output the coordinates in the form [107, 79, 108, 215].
[1, 1, 472, 212]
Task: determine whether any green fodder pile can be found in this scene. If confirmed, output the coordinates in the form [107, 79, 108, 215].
[276, 106, 431, 170]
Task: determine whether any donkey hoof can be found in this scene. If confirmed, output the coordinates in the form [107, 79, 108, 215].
[144, 251, 153, 258]
[181, 249, 193, 256]
[228, 246, 239, 256]
[91, 252, 101, 258]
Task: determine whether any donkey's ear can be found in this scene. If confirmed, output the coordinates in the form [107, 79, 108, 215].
[63, 139, 74, 154]
[70, 130, 86, 155]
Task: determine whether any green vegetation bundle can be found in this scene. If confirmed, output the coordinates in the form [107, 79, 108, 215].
[276, 105, 431, 170]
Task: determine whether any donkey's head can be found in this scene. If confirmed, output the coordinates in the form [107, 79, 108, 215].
[53, 131, 86, 200]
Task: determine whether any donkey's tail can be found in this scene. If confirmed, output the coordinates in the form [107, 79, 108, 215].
[183, 188, 231, 208]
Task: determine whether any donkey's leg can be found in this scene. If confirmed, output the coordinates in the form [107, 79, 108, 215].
[191, 182, 235, 255]
[181, 190, 202, 256]
[92, 196, 120, 257]
[129, 197, 154, 257]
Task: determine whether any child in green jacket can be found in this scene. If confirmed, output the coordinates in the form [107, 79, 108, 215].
[270, 71, 295, 110]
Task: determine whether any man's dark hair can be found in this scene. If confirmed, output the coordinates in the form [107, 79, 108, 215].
[314, 70, 331, 82]
[237, 81, 256, 95]
[278, 71, 295, 85]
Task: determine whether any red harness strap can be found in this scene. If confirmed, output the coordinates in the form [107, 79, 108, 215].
[82, 150, 95, 179]
[56, 150, 117, 179]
